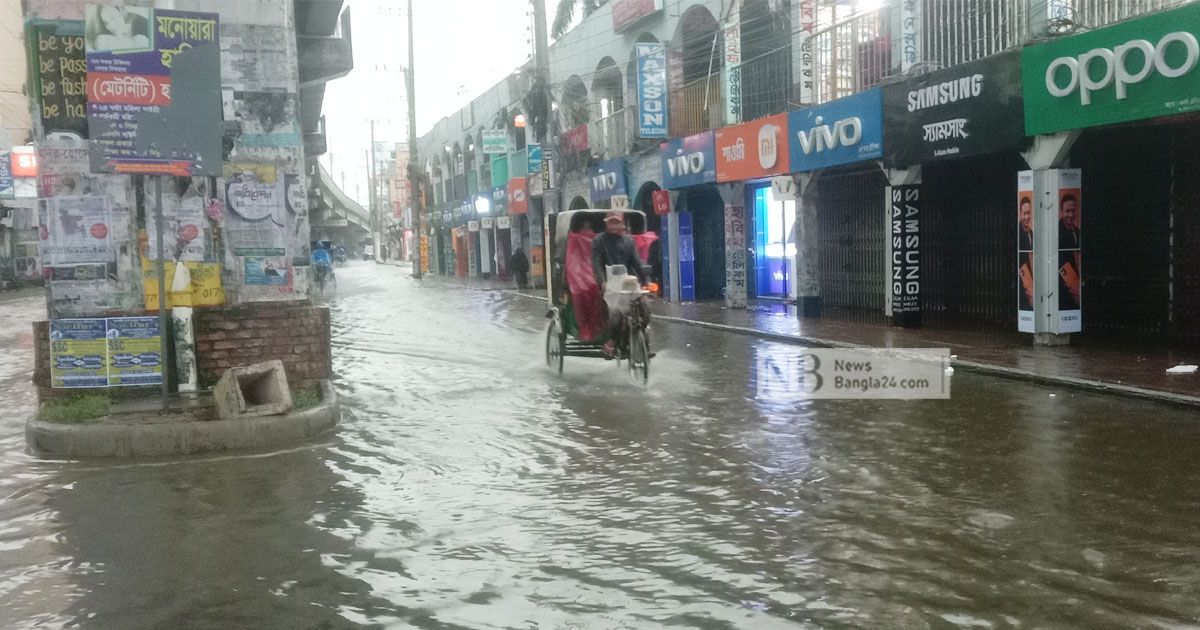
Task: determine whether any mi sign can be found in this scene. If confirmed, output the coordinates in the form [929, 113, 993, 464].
[1023, 2, 1200, 134]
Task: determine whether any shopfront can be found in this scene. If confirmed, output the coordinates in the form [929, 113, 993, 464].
[715, 114, 790, 307]
[661, 130, 718, 302]
[1021, 2, 1200, 345]
[884, 50, 1025, 330]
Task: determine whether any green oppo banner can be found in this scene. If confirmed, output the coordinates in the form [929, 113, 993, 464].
[1022, 2, 1200, 135]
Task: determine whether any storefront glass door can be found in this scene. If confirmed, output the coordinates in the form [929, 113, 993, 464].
[752, 186, 796, 298]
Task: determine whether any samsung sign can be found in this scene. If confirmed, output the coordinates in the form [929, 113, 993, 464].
[660, 131, 716, 189]
[636, 42, 669, 138]
[787, 87, 883, 172]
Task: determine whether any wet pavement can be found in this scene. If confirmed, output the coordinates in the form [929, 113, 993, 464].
[2, 264, 1200, 628]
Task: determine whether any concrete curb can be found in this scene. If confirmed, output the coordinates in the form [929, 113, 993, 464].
[26, 381, 341, 459]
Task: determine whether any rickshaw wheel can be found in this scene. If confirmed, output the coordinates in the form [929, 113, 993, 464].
[545, 320, 564, 375]
[627, 327, 649, 385]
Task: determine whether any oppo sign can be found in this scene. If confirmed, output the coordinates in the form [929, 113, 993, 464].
[1045, 31, 1198, 104]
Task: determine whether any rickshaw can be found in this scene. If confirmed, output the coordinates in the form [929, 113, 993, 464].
[543, 209, 659, 384]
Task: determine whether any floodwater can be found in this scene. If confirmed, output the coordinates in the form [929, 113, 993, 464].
[1, 264, 1199, 629]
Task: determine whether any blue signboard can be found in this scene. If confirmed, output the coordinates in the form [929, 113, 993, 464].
[0, 151, 12, 198]
[527, 144, 542, 175]
[588, 158, 627, 203]
[636, 42, 668, 138]
[787, 87, 884, 173]
[678, 212, 696, 301]
[660, 131, 716, 189]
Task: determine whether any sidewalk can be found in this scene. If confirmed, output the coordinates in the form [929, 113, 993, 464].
[418, 273, 1200, 407]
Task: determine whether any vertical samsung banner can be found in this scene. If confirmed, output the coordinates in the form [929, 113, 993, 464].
[890, 185, 921, 323]
[636, 43, 668, 138]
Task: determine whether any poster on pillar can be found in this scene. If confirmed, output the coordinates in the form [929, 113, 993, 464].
[1017, 172, 1035, 332]
[85, 7, 222, 176]
[1056, 169, 1082, 333]
[890, 185, 921, 322]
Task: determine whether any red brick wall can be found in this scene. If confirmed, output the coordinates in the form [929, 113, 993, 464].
[194, 301, 332, 390]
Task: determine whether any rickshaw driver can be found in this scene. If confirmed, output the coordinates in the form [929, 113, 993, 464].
[592, 211, 648, 356]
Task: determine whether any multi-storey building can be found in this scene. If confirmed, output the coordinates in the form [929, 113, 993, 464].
[419, 0, 1200, 348]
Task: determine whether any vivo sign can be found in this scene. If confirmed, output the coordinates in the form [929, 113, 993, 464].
[787, 87, 883, 172]
[660, 131, 716, 189]
[588, 158, 627, 202]
[1044, 32, 1198, 104]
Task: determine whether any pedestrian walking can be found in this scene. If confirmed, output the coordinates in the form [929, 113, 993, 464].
[510, 247, 530, 289]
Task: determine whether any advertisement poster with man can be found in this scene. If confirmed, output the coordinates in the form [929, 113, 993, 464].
[1057, 171, 1082, 331]
[1017, 172, 1034, 333]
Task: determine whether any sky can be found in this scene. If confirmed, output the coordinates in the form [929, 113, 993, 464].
[322, 0, 549, 206]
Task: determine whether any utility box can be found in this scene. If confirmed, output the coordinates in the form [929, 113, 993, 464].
[214, 360, 294, 421]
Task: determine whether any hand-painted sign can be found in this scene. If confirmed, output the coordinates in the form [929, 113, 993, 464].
[588, 158, 627, 203]
[1022, 2, 1200, 135]
[661, 130, 716, 189]
[85, 7, 222, 176]
[28, 20, 89, 139]
[636, 42, 669, 138]
[884, 51, 1022, 168]
[714, 114, 789, 183]
[789, 87, 883, 172]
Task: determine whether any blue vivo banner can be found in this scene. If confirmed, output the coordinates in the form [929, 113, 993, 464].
[588, 158, 627, 203]
[636, 42, 668, 138]
[660, 131, 716, 189]
[788, 87, 884, 173]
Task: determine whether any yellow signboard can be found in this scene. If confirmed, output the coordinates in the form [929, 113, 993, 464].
[142, 258, 225, 309]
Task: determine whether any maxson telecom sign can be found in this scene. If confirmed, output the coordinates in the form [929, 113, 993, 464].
[636, 42, 668, 138]
[1021, 1, 1200, 135]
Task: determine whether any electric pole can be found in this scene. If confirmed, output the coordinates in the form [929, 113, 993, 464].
[369, 120, 379, 262]
[406, 0, 423, 278]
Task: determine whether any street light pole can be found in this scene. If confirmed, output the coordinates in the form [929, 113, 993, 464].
[368, 120, 379, 262]
[406, 0, 423, 278]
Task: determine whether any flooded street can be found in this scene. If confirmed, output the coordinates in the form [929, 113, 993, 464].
[2, 263, 1199, 628]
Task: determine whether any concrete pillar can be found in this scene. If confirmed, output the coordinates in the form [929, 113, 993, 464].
[666, 189, 682, 302]
[1021, 132, 1080, 346]
[886, 165, 922, 328]
[718, 182, 747, 309]
[793, 173, 821, 317]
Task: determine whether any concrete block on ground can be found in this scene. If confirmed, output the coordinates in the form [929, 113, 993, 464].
[214, 359, 293, 421]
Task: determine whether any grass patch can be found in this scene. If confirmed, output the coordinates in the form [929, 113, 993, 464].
[39, 395, 111, 424]
[292, 388, 321, 411]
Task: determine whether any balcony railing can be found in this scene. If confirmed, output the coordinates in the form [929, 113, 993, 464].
[670, 74, 723, 138]
[588, 109, 628, 160]
[810, 7, 890, 104]
[740, 46, 793, 121]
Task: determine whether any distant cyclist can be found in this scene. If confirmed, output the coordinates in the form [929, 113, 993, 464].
[311, 241, 333, 288]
